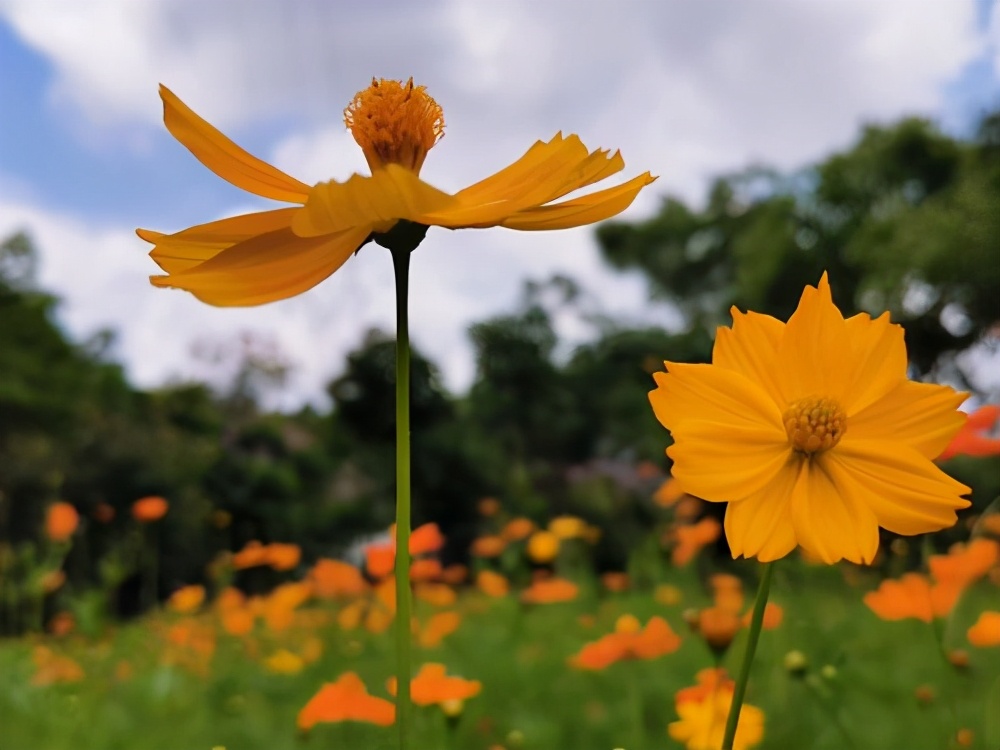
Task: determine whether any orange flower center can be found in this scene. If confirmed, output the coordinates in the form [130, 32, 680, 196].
[344, 78, 444, 174]
[783, 396, 846, 454]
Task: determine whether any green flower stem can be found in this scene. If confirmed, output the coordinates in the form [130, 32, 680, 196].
[391, 247, 413, 750]
[721, 561, 773, 750]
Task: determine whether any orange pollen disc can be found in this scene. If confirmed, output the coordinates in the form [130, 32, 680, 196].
[782, 396, 846, 455]
[344, 77, 444, 174]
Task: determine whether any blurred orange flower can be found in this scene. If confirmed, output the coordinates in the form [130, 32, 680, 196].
[476, 570, 510, 598]
[470, 535, 506, 558]
[298, 672, 395, 730]
[863, 572, 958, 623]
[365, 522, 446, 579]
[929, 538, 999, 591]
[501, 517, 536, 542]
[416, 611, 462, 648]
[600, 572, 630, 593]
[669, 668, 764, 750]
[478, 497, 501, 516]
[388, 662, 482, 706]
[45, 502, 79, 543]
[168, 585, 206, 614]
[526, 530, 560, 563]
[549, 515, 587, 540]
[32, 646, 84, 685]
[132, 496, 169, 523]
[671, 517, 721, 566]
[414, 583, 457, 607]
[308, 558, 369, 599]
[521, 577, 578, 604]
[267, 542, 301, 571]
[570, 614, 682, 670]
[654, 477, 687, 508]
[440, 564, 468, 585]
[967, 611, 1000, 647]
[409, 558, 443, 582]
[938, 404, 1000, 461]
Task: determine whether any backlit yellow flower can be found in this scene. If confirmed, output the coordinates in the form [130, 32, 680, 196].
[649, 274, 970, 565]
[139, 79, 655, 306]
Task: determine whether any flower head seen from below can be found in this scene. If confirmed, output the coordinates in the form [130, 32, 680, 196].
[649, 274, 971, 565]
[138, 79, 656, 306]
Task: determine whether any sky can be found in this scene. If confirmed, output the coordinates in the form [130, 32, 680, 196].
[1, 0, 998, 410]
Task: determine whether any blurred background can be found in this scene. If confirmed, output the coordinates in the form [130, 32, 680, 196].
[0, 0, 998, 622]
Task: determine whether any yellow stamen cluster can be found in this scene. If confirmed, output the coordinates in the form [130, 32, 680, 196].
[783, 396, 846, 455]
[344, 77, 444, 174]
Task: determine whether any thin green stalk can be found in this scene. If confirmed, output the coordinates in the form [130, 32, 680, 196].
[391, 247, 413, 750]
[721, 562, 773, 750]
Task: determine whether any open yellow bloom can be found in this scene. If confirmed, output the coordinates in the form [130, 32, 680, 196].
[649, 274, 970, 565]
[138, 78, 656, 306]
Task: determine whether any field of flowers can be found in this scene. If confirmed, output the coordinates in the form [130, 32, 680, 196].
[2, 486, 998, 750]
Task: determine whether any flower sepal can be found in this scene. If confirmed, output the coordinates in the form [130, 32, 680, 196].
[372, 220, 430, 254]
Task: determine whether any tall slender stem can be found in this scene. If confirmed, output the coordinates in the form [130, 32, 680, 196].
[391, 248, 413, 750]
[721, 562, 773, 750]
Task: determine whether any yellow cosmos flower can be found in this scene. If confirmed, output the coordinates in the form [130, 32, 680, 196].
[138, 78, 656, 306]
[649, 274, 970, 565]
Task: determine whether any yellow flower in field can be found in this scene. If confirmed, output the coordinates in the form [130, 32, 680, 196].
[650, 274, 970, 564]
[669, 669, 763, 750]
[139, 79, 655, 306]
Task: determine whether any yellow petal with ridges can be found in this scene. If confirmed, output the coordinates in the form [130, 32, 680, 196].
[667, 423, 792, 502]
[724, 459, 800, 562]
[713, 308, 786, 405]
[160, 85, 311, 203]
[498, 172, 657, 231]
[293, 166, 458, 237]
[650, 364, 785, 434]
[826, 439, 970, 535]
[840, 310, 907, 414]
[848, 380, 967, 460]
[150, 226, 370, 306]
[141, 208, 298, 274]
[775, 273, 852, 403]
[790, 458, 880, 564]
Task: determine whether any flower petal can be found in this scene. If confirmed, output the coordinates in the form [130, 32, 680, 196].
[724, 459, 800, 562]
[649, 364, 785, 433]
[139, 208, 298, 274]
[825, 439, 970, 536]
[151, 225, 370, 306]
[791, 457, 880, 565]
[667, 423, 792, 502]
[292, 166, 458, 237]
[848, 380, 967, 459]
[839, 311, 908, 414]
[498, 172, 657, 231]
[775, 273, 853, 404]
[713, 308, 786, 405]
[160, 85, 310, 203]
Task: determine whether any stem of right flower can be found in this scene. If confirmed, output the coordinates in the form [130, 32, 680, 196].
[721, 561, 773, 750]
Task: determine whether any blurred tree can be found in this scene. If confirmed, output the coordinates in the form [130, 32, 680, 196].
[597, 113, 1000, 385]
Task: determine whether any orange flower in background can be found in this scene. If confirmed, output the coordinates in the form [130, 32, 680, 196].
[863, 572, 959, 623]
[308, 558, 369, 599]
[650, 274, 970, 565]
[938, 404, 1000, 461]
[740, 602, 783, 630]
[929, 538, 999, 591]
[366, 543, 396, 579]
[600, 572, 630, 593]
[45, 502, 79, 543]
[549, 515, 588, 540]
[476, 570, 510, 598]
[298, 672, 396, 730]
[709, 573, 745, 613]
[695, 607, 742, 651]
[388, 663, 482, 707]
[168, 585, 206, 614]
[501, 517, 536, 542]
[365, 522, 446, 578]
[139, 79, 654, 306]
[526, 530, 561, 563]
[671, 517, 722, 566]
[415, 611, 462, 648]
[232, 540, 270, 570]
[967, 611, 1000, 647]
[414, 583, 457, 607]
[267, 543, 301, 571]
[478, 497, 501, 517]
[521, 577, 578, 604]
[410, 558, 443, 582]
[470, 535, 506, 558]
[570, 614, 682, 670]
[132, 496, 168, 523]
[31, 646, 84, 686]
[654, 477, 687, 508]
[409, 523, 446, 555]
[670, 668, 764, 750]
[440, 564, 468, 585]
